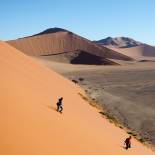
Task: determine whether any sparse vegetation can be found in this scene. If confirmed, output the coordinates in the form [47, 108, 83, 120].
[127, 131, 137, 137]
[139, 138, 146, 143]
[78, 93, 120, 125]
[78, 93, 102, 110]
[72, 79, 78, 84]
[99, 111, 119, 125]
[119, 126, 123, 129]
[78, 92, 154, 149]
[78, 77, 84, 81]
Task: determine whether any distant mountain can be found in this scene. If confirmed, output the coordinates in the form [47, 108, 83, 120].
[95, 37, 155, 61]
[95, 37, 142, 48]
[7, 28, 133, 65]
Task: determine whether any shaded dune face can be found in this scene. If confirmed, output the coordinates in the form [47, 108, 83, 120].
[42, 50, 117, 65]
[70, 51, 105, 65]
[7, 29, 133, 64]
[70, 51, 116, 65]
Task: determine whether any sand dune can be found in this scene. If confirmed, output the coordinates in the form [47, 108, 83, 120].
[95, 37, 155, 61]
[0, 41, 154, 155]
[7, 28, 133, 64]
[111, 45, 155, 60]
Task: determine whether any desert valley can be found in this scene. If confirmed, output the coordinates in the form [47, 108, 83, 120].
[1, 27, 155, 155]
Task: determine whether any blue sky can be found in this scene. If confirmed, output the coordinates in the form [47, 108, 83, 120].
[0, 0, 155, 45]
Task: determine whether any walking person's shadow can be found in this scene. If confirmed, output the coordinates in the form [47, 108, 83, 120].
[47, 105, 63, 114]
[47, 105, 57, 112]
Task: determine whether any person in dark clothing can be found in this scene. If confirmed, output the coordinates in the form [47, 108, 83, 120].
[124, 136, 132, 150]
[56, 97, 63, 113]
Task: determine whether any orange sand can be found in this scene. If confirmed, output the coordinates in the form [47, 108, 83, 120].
[0, 41, 154, 155]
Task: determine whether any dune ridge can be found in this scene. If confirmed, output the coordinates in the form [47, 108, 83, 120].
[95, 37, 155, 61]
[0, 41, 154, 155]
[110, 45, 155, 60]
[7, 28, 133, 63]
[95, 37, 142, 48]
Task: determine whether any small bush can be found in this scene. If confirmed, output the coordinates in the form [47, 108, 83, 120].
[119, 126, 123, 129]
[127, 131, 137, 137]
[99, 111, 119, 125]
[78, 77, 84, 81]
[72, 79, 78, 84]
[139, 138, 146, 143]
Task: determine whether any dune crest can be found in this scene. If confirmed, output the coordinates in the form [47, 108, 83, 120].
[7, 28, 133, 64]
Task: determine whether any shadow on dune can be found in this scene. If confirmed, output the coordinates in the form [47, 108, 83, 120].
[47, 105, 57, 112]
[70, 51, 115, 65]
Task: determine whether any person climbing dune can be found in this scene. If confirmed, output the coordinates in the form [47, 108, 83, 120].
[124, 136, 132, 150]
[56, 97, 63, 113]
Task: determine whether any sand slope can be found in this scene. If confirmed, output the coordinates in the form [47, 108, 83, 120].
[111, 45, 155, 60]
[95, 37, 155, 61]
[0, 41, 154, 155]
[96, 38, 155, 61]
[7, 28, 133, 63]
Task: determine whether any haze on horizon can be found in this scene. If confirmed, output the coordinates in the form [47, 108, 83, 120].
[0, 0, 155, 45]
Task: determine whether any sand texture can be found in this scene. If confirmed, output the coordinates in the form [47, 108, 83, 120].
[111, 45, 155, 61]
[1, 41, 154, 155]
[7, 29, 133, 63]
[37, 59, 155, 146]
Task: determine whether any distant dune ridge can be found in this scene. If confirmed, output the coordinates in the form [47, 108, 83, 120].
[110, 45, 155, 61]
[95, 37, 142, 48]
[95, 37, 155, 61]
[1, 41, 154, 155]
[7, 28, 133, 64]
